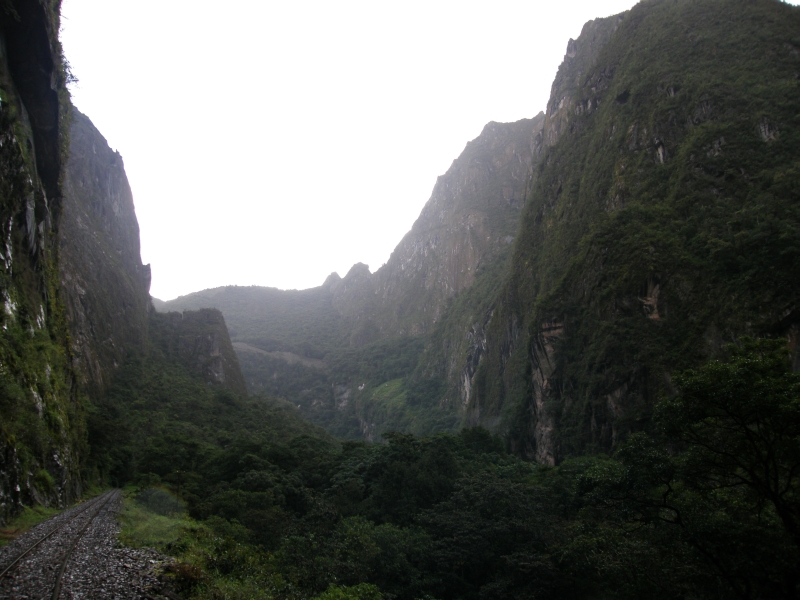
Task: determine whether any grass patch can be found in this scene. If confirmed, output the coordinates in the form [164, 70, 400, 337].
[369, 379, 406, 407]
[116, 487, 280, 599]
[118, 487, 200, 551]
[0, 487, 109, 547]
[0, 504, 61, 547]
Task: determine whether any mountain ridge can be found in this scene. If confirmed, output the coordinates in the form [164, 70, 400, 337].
[160, 0, 800, 455]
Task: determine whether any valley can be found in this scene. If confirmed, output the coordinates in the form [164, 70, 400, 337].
[1, 0, 799, 598]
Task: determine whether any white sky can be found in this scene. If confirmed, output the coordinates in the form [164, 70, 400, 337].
[60, 0, 650, 300]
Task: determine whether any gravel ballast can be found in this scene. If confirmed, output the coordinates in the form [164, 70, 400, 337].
[0, 490, 176, 599]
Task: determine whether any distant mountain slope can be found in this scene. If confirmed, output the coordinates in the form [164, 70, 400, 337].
[158, 283, 347, 355]
[161, 116, 546, 438]
[470, 0, 800, 462]
[331, 116, 546, 339]
[162, 0, 800, 458]
[162, 116, 544, 344]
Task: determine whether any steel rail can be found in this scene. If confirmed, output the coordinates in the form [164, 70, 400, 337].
[0, 489, 114, 581]
[50, 489, 119, 600]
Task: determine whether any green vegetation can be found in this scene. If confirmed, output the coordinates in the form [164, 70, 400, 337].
[106, 336, 799, 599]
[0, 504, 62, 547]
[474, 0, 800, 459]
[0, 6, 83, 520]
[228, 321, 454, 440]
[85, 319, 334, 490]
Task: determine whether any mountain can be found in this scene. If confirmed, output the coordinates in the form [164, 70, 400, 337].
[469, 0, 800, 462]
[160, 116, 546, 438]
[162, 0, 800, 455]
[160, 115, 545, 342]
[0, 2, 250, 519]
[331, 116, 546, 339]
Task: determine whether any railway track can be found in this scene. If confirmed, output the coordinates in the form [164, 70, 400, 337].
[0, 489, 119, 599]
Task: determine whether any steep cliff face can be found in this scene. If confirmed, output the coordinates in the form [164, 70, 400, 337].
[0, 0, 80, 522]
[60, 107, 151, 395]
[330, 116, 545, 338]
[542, 13, 626, 149]
[150, 309, 247, 396]
[469, 0, 800, 463]
[410, 18, 625, 418]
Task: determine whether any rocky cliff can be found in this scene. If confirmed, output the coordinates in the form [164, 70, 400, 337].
[60, 107, 151, 396]
[149, 308, 247, 396]
[0, 0, 80, 522]
[468, 0, 800, 463]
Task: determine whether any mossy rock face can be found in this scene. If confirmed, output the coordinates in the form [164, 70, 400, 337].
[470, 0, 800, 463]
[0, 0, 83, 523]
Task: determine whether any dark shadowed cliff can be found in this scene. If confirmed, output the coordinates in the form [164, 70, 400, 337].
[0, 0, 79, 522]
[60, 107, 151, 396]
[149, 308, 247, 396]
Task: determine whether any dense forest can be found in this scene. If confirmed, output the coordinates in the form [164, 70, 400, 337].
[103, 334, 800, 599]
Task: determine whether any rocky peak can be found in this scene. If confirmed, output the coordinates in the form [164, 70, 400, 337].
[322, 272, 342, 288]
[342, 262, 372, 284]
[543, 13, 626, 148]
[364, 114, 545, 337]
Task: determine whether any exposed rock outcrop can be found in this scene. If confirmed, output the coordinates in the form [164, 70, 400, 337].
[150, 308, 248, 396]
[328, 116, 546, 338]
[60, 108, 151, 396]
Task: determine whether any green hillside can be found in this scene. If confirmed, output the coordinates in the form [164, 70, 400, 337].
[160, 284, 347, 356]
[471, 0, 800, 462]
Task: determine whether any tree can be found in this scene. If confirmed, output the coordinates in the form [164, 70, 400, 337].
[575, 338, 800, 599]
[658, 337, 800, 549]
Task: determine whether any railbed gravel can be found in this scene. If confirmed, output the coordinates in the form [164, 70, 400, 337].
[0, 490, 178, 600]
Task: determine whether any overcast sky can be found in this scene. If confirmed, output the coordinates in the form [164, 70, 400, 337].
[60, 0, 667, 300]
